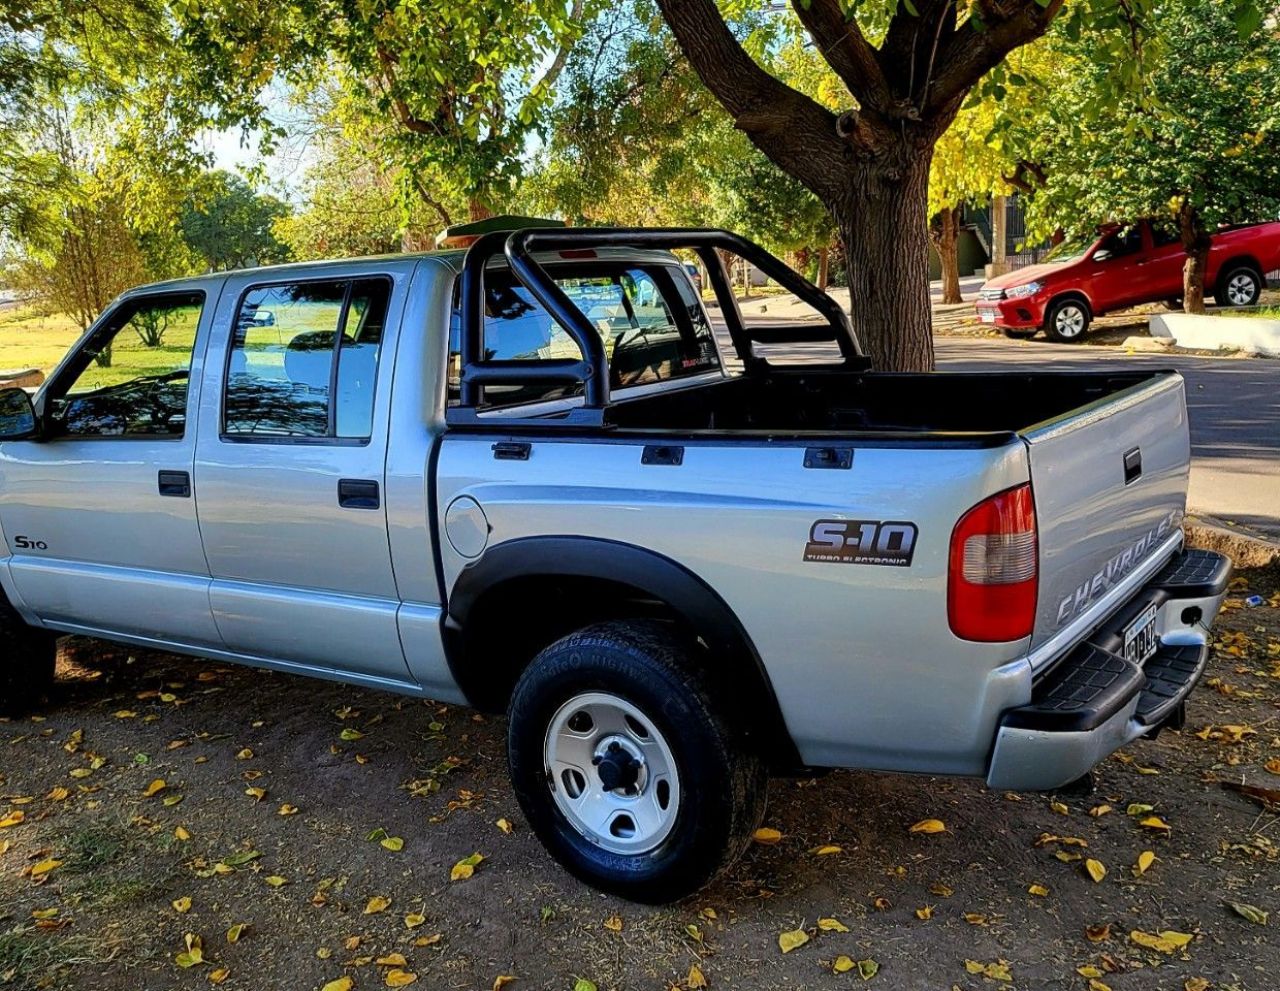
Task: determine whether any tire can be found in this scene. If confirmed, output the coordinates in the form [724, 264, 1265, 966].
[507, 620, 768, 903]
[1001, 327, 1038, 340]
[1215, 265, 1262, 308]
[0, 595, 56, 714]
[1044, 297, 1091, 343]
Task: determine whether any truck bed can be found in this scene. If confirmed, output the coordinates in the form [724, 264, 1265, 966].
[602, 368, 1166, 439]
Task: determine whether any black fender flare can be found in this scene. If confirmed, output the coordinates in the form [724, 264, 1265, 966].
[443, 535, 801, 768]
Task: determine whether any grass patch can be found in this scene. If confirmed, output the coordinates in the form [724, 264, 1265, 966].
[61, 825, 128, 874]
[0, 926, 101, 988]
[1219, 305, 1280, 319]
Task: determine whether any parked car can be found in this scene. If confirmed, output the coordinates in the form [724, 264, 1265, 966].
[0, 226, 1229, 902]
[976, 218, 1280, 342]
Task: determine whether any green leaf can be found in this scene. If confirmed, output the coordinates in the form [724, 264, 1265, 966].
[1227, 901, 1269, 925]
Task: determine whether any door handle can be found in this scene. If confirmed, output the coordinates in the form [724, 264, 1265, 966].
[337, 478, 380, 510]
[158, 470, 191, 498]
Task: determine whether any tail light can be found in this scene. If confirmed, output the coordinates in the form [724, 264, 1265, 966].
[948, 484, 1038, 642]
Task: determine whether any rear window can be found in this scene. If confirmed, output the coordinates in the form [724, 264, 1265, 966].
[449, 261, 720, 408]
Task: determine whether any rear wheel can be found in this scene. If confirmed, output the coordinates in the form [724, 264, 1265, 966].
[0, 596, 56, 714]
[1216, 265, 1262, 308]
[1044, 297, 1091, 343]
[507, 621, 767, 902]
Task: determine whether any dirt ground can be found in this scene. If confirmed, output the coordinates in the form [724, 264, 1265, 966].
[1, 567, 1278, 991]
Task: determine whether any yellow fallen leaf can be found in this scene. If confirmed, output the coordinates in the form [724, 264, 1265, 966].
[209, 967, 230, 984]
[114, 710, 138, 718]
[778, 928, 809, 953]
[245, 786, 266, 801]
[46, 787, 69, 801]
[603, 915, 623, 932]
[0, 810, 24, 828]
[376, 953, 408, 967]
[1050, 801, 1070, 815]
[818, 916, 849, 932]
[365, 896, 391, 914]
[1028, 883, 1050, 897]
[236, 748, 253, 760]
[1085, 923, 1111, 943]
[1078, 965, 1104, 978]
[175, 933, 204, 968]
[916, 904, 934, 919]
[1134, 850, 1156, 877]
[1089, 804, 1113, 817]
[321, 979, 354, 991]
[413, 934, 441, 947]
[32, 908, 58, 920]
[380, 836, 404, 852]
[493, 977, 517, 991]
[1265, 758, 1280, 776]
[496, 818, 513, 834]
[930, 882, 953, 897]
[265, 875, 288, 887]
[965, 960, 1012, 981]
[227, 923, 247, 944]
[1088, 980, 1112, 991]
[30, 858, 61, 877]
[833, 955, 855, 974]
[1185, 978, 1210, 991]
[1130, 929, 1193, 954]
[909, 818, 946, 834]
[173, 896, 192, 913]
[1140, 816, 1171, 832]
[278, 804, 299, 816]
[812, 844, 843, 855]
[174, 826, 191, 841]
[687, 964, 708, 989]
[69, 768, 92, 779]
[1126, 803, 1154, 816]
[404, 912, 426, 929]
[1085, 859, 1107, 883]
[753, 827, 783, 844]
[450, 852, 485, 881]
[143, 779, 167, 797]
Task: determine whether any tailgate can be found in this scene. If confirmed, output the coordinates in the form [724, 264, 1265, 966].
[1024, 372, 1189, 654]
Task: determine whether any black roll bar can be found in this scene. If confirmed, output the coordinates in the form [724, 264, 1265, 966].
[454, 226, 864, 424]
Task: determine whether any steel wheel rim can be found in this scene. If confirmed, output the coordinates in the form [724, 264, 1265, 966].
[1055, 305, 1086, 337]
[543, 691, 681, 855]
[1228, 273, 1256, 305]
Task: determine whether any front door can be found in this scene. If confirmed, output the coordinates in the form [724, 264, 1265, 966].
[193, 272, 413, 686]
[0, 288, 222, 646]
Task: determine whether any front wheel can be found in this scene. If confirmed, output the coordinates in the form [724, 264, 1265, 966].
[0, 596, 57, 714]
[507, 621, 767, 902]
[1216, 266, 1262, 308]
[1044, 297, 1091, 342]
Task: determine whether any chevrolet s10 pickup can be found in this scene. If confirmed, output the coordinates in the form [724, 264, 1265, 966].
[0, 226, 1230, 901]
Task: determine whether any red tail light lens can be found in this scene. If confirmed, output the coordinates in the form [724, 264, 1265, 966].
[948, 484, 1038, 642]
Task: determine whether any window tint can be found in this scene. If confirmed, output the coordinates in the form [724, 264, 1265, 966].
[224, 278, 390, 440]
[1151, 221, 1181, 248]
[48, 292, 204, 438]
[1097, 225, 1144, 259]
[452, 262, 719, 407]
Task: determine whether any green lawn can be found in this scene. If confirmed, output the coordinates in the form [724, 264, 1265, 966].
[0, 307, 87, 379]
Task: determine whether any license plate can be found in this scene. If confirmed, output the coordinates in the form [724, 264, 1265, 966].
[978, 311, 996, 323]
[1123, 603, 1159, 666]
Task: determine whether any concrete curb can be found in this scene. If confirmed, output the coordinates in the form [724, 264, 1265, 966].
[1184, 516, 1280, 569]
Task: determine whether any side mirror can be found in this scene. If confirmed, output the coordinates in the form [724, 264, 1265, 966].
[1092, 249, 1114, 263]
[0, 387, 38, 440]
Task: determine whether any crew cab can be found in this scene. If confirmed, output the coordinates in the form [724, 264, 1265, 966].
[0, 226, 1230, 902]
[977, 218, 1280, 341]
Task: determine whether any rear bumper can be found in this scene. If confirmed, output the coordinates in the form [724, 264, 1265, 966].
[986, 548, 1231, 790]
[975, 298, 1048, 329]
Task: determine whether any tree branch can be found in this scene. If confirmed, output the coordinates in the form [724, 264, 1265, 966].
[531, 0, 586, 97]
[656, 0, 852, 196]
[790, 0, 894, 118]
[924, 0, 1066, 118]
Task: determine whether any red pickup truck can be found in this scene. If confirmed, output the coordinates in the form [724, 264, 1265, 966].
[976, 219, 1280, 342]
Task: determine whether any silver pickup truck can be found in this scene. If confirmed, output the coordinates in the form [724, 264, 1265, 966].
[0, 227, 1230, 902]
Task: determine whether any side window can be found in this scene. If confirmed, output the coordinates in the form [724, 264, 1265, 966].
[46, 292, 204, 438]
[1097, 225, 1143, 260]
[223, 277, 390, 440]
[1151, 221, 1181, 248]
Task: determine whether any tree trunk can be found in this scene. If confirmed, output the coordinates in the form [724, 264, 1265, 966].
[817, 246, 830, 290]
[467, 197, 494, 223]
[829, 151, 935, 371]
[936, 205, 963, 305]
[1179, 201, 1211, 314]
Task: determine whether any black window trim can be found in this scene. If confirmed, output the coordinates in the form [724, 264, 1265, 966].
[219, 273, 393, 447]
[38, 288, 208, 443]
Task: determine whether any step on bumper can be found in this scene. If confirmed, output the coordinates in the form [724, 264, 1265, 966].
[986, 548, 1230, 791]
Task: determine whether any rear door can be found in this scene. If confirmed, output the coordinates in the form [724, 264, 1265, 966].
[193, 268, 413, 686]
[0, 289, 222, 645]
[1023, 372, 1190, 656]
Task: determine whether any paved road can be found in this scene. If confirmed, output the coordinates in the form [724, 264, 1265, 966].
[937, 337, 1280, 539]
